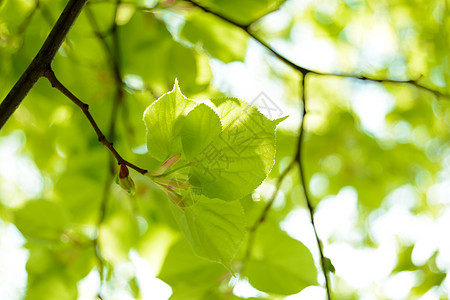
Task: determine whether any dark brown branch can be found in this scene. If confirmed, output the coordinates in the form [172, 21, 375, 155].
[43, 69, 148, 175]
[183, 0, 449, 99]
[0, 0, 88, 130]
[298, 74, 332, 300]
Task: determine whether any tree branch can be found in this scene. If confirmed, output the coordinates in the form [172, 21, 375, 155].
[43, 69, 148, 175]
[184, 0, 449, 99]
[241, 158, 296, 271]
[298, 74, 332, 300]
[0, 0, 88, 130]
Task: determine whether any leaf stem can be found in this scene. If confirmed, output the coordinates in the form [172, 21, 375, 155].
[155, 162, 195, 177]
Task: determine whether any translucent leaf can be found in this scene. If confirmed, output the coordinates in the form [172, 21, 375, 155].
[181, 103, 222, 159]
[245, 223, 318, 295]
[144, 83, 284, 269]
[145, 86, 282, 202]
[158, 238, 226, 285]
[189, 98, 280, 201]
[170, 196, 246, 270]
[144, 80, 198, 161]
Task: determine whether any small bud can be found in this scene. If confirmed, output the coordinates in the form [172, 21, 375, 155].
[116, 164, 136, 195]
[148, 154, 181, 176]
[119, 164, 129, 179]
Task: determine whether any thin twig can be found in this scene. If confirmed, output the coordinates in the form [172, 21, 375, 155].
[298, 74, 332, 300]
[43, 69, 148, 175]
[0, 0, 88, 130]
[241, 158, 296, 271]
[183, 0, 449, 99]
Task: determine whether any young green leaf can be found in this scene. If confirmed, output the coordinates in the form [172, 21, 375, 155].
[181, 103, 222, 159]
[169, 196, 246, 270]
[143, 79, 198, 161]
[188, 98, 280, 201]
[244, 222, 318, 295]
[144, 82, 285, 269]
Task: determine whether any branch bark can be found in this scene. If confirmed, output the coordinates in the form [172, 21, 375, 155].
[0, 0, 87, 130]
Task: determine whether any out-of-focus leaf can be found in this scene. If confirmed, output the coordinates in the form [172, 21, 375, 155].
[158, 238, 226, 285]
[121, 12, 209, 95]
[25, 273, 77, 300]
[194, 0, 286, 25]
[244, 222, 318, 295]
[98, 199, 139, 263]
[14, 199, 68, 241]
[181, 12, 248, 63]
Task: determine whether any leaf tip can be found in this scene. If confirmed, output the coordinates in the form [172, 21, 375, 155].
[173, 78, 180, 91]
[273, 115, 288, 125]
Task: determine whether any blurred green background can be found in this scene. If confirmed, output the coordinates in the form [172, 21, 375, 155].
[1, 0, 450, 299]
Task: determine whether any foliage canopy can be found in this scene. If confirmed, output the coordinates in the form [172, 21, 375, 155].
[0, 0, 449, 299]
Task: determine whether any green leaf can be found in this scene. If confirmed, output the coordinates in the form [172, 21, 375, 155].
[189, 98, 279, 201]
[181, 103, 222, 159]
[145, 86, 282, 202]
[121, 12, 210, 95]
[245, 223, 318, 295]
[144, 80, 199, 161]
[14, 200, 69, 241]
[158, 238, 226, 286]
[144, 84, 283, 269]
[181, 12, 248, 63]
[324, 256, 335, 273]
[98, 201, 139, 264]
[25, 273, 77, 300]
[169, 196, 246, 270]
